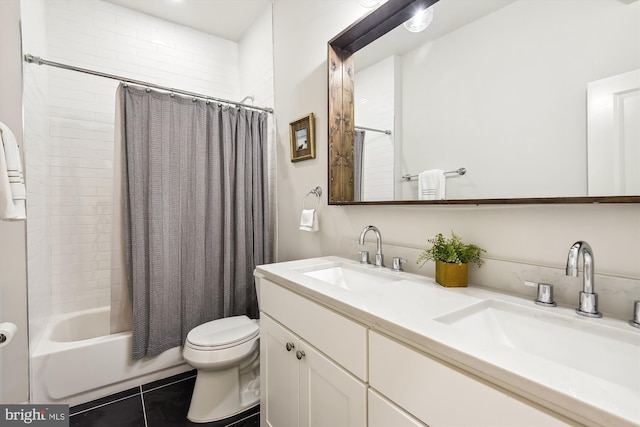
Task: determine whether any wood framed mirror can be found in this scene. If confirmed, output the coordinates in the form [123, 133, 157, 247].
[327, 0, 640, 205]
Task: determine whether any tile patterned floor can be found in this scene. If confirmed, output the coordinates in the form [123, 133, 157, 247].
[69, 370, 259, 427]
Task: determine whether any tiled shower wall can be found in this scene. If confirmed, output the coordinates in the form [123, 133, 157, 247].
[22, 0, 275, 334]
[21, 0, 52, 350]
[354, 55, 396, 201]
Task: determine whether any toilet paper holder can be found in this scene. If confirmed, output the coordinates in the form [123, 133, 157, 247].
[0, 322, 18, 348]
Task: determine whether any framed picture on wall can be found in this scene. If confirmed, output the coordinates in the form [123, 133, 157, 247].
[289, 113, 315, 162]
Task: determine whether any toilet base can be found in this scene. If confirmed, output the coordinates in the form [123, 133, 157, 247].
[187, 366, 260, 423]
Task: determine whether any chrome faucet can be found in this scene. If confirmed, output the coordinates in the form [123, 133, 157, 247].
[359, 225, 384, 267]
[566, 241, 602, 318]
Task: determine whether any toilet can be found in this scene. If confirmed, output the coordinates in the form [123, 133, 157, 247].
[182, 315, 260, 423]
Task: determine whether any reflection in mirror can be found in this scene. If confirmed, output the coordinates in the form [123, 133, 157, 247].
[340, 0, 640, 203]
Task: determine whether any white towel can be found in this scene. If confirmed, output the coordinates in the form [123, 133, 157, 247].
[0, 122, 26, 220]
[418, 169, 445, 200]
[299, 209, 318, 232]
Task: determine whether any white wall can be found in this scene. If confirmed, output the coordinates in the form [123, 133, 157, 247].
[0, 0, 30, 403]
[401, 0, 639, 199]
[272, 1, 640, 319]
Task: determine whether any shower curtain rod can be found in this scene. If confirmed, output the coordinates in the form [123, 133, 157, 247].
[24, 54, 274, 114]
[355, 125, 392, 135]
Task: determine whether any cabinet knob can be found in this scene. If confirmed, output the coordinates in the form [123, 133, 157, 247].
[285, 342, 295, 351]
[296, 350, 306, 360]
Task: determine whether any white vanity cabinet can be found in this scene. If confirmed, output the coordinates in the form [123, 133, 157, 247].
[368, 389, 427, 427]
[259, 277, 367, 427]
[261, 314, 299, 427]
[256, 257, 635, 427]
[369, 331, 574, 427]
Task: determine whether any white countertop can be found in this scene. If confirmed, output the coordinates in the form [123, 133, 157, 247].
[256, 256, 640, 427]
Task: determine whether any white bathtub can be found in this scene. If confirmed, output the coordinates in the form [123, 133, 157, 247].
[31, 307, 190, 406]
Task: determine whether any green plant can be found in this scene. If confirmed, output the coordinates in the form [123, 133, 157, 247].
[416, 232, 485, 267]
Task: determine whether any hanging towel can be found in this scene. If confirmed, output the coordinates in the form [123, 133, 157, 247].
[0, 122, 26, 220]
[418, 169, 445, 200]
[299, 209, 319, 232]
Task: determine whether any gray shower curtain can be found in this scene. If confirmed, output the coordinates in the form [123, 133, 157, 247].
[120, 84, 272, 359]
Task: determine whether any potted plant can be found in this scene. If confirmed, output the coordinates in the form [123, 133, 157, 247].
[416, 232, 485, 287]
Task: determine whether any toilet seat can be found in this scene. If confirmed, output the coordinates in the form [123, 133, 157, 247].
[182, 315, 261, 423]
[186, 315, 259, 351]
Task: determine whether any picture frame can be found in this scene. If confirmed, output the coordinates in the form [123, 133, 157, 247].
[289, 113, 316, 162]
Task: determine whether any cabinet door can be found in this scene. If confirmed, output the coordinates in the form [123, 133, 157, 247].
[261, 315, 299, 427]
[298, 341, 367, 427]
[260, 278, 368, 381]
[369, 389, 427, 427]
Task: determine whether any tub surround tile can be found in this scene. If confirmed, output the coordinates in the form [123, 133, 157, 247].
[69, 370, 259, 427]
[37, 0, 246, 317]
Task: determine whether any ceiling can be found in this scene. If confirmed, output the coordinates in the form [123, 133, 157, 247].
[103, 0, 271, 41]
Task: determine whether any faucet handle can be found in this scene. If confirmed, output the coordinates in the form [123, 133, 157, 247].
[391, 257, 407, 272]
[536, 283, 557, 307]
[525, 281, 557, 307]
[358, 250, 370, 265]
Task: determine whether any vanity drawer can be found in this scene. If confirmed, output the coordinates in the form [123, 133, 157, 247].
[259, 278, 367, 381]
[369, 331, 572, 427]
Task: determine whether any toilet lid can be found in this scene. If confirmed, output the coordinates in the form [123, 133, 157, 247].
[186, 315, 259, 349]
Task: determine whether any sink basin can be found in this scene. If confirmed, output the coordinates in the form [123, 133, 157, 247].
[435, 299, 640, 392]
[300, 262, 401, 291]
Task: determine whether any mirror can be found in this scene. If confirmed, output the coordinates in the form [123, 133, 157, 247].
[328, 0, 640, 205]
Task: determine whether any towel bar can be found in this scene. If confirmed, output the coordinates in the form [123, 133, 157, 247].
[402, 168, 466, 181]
[302, 186, 322, 209]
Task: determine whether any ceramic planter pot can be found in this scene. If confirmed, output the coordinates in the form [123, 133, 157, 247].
[435, 260, 468, 287]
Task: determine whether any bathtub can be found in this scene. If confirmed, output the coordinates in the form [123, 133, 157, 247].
[31, 307, 190, 406]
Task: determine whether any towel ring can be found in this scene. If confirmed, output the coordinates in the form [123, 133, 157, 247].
[302, 186, 322, 210]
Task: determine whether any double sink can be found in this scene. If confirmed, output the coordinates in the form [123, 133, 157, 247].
[299, 261, 640, 397]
